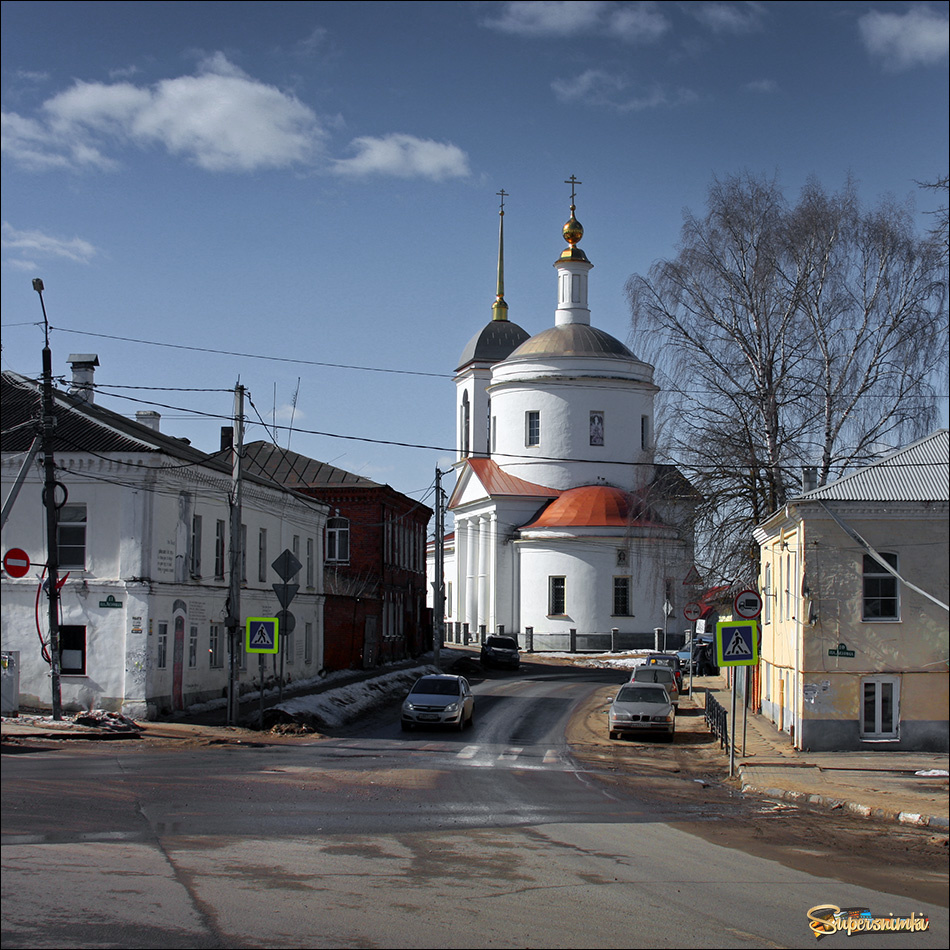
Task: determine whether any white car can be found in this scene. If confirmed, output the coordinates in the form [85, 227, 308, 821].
[401, 674, 474, 731]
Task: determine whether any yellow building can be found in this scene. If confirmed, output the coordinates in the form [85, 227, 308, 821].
[753, 431, 949, 752]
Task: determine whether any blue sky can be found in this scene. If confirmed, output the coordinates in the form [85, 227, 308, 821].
[2, 1, 948, 510]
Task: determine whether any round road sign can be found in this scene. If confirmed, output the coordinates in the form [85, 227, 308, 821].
[684, 602, 702, 622]
[734, 589, 763, 620]
[3, 548, 31, 578]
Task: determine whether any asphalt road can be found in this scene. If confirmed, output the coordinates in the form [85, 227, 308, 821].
[2, 663, 947, 949]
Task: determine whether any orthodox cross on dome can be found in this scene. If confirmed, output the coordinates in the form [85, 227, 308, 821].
[562, 175, 584, 247]
[492, 188, 510, 322]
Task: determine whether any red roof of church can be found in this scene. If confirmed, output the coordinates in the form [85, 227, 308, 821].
[521, 484, 660, 528]
[452, 457, 558, 504]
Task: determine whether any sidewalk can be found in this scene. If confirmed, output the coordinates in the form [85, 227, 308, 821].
[695, 673, 949, 830]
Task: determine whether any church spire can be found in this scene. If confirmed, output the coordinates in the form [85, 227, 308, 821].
[554, 174, 593, 326]
[491, 189, 509, 322]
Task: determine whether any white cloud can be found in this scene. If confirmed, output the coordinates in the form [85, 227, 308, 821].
[858, 6, 949, 71]
[1, 222, 98, 264]
[743, 78, 777, 94]
[484, 1, 669, 44]
[3, 54, 471, 182]
[689, 2, 765, 35]
[3, 54, 323, 173]
[332, 133, 470, 180]
[552, 70, 696, 111]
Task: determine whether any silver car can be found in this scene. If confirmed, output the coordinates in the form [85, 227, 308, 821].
[630, 664, 680, 705]
[401, 674, 474, 731]
[608, 682, 676, 741]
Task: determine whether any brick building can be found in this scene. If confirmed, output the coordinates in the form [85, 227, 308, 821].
[243, 442, 432, 669]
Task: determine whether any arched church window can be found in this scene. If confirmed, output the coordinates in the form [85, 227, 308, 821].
[461, 392, 470, 457]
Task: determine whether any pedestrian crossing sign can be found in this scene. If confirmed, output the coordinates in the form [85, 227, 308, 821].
[715, 620, 758, 667]
[246, 617, 279, 654]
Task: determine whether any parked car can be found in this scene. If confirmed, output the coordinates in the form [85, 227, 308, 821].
[608, 682, 676, 741]
[480, 634, 521, 670]
[644, 653, 683, 691]
[677, 637, 717, 676]
[630, 665, 680, 705]
[401, 674, 474, 731]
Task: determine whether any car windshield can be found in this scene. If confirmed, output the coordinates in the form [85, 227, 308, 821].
[616, 686, 668, 704]
[487, 637, 518, 650]
[634, 668, 673, 684]
[410, 678, 460, 695]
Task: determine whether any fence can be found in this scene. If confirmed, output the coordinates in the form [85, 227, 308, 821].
[705, 691, 729, 749]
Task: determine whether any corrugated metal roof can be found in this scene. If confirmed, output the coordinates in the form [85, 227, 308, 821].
[800, 429, 949, 503]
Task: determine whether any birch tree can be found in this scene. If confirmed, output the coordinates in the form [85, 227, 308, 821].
[627, 173, 946, 582]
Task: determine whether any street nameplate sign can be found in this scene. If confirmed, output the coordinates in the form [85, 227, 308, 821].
[246, 617, 279, 654]
[716, 620, 759, 667]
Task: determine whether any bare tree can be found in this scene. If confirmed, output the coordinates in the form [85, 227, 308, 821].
[627, 173, 946, 583]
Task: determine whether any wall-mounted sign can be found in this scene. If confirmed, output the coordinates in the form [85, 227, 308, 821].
[828, 643, 855, 658]
[99, 595, 123, 608]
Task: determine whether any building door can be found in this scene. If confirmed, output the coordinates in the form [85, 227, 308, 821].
[861, 676, 900, 739]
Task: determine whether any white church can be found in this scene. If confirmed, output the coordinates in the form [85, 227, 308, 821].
[430, 187, 698, 651]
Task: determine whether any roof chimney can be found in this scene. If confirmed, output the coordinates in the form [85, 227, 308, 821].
[136, 411, 161, 432]
[801, 465, 818, 493]
[67, 353, 99, 404]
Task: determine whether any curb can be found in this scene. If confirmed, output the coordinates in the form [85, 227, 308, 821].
[737, 772, 950, 831]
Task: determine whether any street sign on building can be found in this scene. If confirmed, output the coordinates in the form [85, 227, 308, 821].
[246, 617, 279, 654]
[715, 620, 759, 667]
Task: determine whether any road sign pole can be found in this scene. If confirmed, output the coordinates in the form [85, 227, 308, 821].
[730, 677, 737, 777]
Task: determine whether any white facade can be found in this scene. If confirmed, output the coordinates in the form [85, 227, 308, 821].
[1, 371, 328, 718]
[433, 204, 694, 646]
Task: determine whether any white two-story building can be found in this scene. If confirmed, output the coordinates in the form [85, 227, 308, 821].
[1, 364, 328, 719]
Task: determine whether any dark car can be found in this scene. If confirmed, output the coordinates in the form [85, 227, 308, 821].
[678, 637, 717, 676]
[480, 635, 520, 670]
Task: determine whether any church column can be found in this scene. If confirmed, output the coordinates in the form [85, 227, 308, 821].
[465, 516, 479, 634]
[477, 515, 491, 634]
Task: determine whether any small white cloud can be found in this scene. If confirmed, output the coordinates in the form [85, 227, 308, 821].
[333, 133, 470, 180]
[1, 222, 98, 264]
[552, 69, 696, 111]
[690, 2, 765, 35]
[484, 1, 669, 44]
[743, 78, 777, 93]
[858, 6, 949, 70]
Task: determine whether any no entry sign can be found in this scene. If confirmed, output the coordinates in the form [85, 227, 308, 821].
[3, 548, 31, 578]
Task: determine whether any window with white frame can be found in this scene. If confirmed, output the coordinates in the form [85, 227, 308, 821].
[306, 537, 314, 587]
[863, 554, 899, 620]
[258, 528, 267, 583]
[327, 517, 350, 562]
[612, 577, 631, 616]
[861, 675, 899, 738]
[209, 624, 223, 668]
[525, 410, 540, 447]
[215, 519, 226, 578]
[190, 514, 202, 577]
[58, 504, 87, 570]
[157, 622, 168, 669]
[304, 621, 313, 665]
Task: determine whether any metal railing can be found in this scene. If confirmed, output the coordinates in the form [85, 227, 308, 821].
[705, 692, 729, 749]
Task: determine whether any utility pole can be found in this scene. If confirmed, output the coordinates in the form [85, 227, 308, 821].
[432, 467, 445, 668]
[226, 383, 245, 725]
[33, 279, 63, 720]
